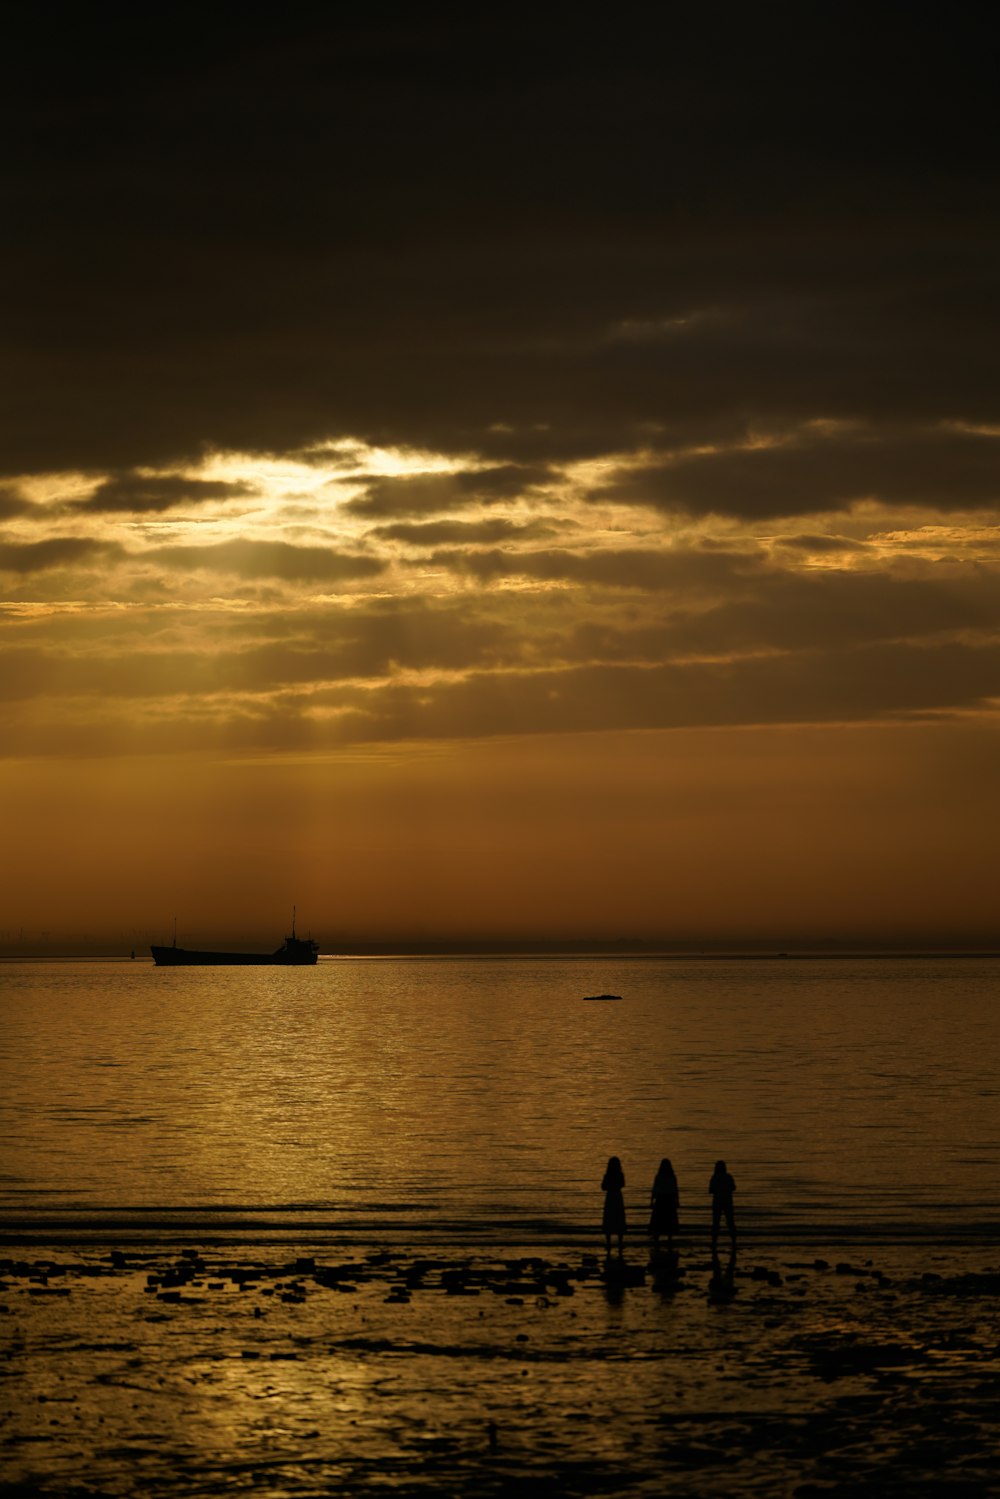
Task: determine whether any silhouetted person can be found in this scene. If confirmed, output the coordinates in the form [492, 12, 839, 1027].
[649, 1157, 679, 1253]
[601, 1155, 626, 1255]
[709, 1159, 736, 1251]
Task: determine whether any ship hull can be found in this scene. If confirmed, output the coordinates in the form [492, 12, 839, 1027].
[151, 942, 318, 967]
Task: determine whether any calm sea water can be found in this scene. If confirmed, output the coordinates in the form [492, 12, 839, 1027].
[1, 956, 998, 1241]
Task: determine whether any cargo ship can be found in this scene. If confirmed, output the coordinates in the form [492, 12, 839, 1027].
[151, 913, 319, 966]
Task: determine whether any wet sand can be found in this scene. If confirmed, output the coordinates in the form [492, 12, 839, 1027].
[2, 1235, 998, 1496]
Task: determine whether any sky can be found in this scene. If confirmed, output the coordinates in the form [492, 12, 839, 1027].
[2, 6, 999, 950]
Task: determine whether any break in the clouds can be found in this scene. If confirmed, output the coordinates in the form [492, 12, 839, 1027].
[1, 8, 999, 760]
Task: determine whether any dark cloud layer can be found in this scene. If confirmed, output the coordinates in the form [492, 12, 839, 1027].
[1, 8, 997, 486]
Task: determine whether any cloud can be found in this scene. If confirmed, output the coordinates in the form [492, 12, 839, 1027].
[372, 517, 557, 546]
[0, 487, 32, 521]
[0, 537, 124, 574]
[5, 631, 999, 758]
[149, 539, 385, 583]
[7, 549, 996, 716]
[566, 566, 1000, 661]
[299, 640, 1000, 748]
[594, 428, 1000, 521]
[347, 465, 553, 518]
[427, 544, 764, 592]
[78, 473, 254, 513]
[776, 533, 869, 554]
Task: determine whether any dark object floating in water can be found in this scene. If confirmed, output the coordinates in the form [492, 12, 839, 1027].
[582, 994, 623, 1002]
[151, 912, 318, 967]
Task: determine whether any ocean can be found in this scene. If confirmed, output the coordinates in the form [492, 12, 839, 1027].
[2, 954, 998, 1241]
[2, 957, 998, 1496]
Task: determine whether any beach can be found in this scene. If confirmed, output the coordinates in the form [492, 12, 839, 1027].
[3, 956, 999, 1493]
[3, 1230, 998, 1497]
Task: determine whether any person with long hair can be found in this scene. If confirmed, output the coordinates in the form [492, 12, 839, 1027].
[649, 1157, 679, 1252]
[601, 1155, 626, 1254]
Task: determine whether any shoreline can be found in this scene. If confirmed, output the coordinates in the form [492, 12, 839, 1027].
[2, 1213, 998, 1252]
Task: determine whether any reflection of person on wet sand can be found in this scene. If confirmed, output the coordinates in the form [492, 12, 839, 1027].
[601, 1155, 626, 1255]
[709, 1249, 738, 1304]
[709, 1159, 736, 1251]
[649, 1157, 679, 1253]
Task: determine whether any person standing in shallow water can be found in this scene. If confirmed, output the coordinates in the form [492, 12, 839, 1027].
[709, 1159, 736, 1251]
[649, 1157, 679, 1253]
[601, 1156, 626, 1254]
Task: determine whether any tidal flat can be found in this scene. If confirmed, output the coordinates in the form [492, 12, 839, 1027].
[2, 1238, 998, 1497]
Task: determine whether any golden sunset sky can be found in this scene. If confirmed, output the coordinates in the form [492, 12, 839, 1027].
[2, 8, 998, 949]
